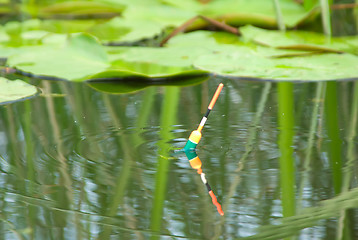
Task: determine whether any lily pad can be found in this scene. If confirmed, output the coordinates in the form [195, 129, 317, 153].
[89, 17, 164, 42]
[7, 32, 208, 81]
[104, 45, 211, 78]
[240, 25, 358, 55]
[0, 77, 38, 104]
[7, 33, 110, 81]
[194, 50, 358, 81]
[5, 28, 358, 82]
[39, 1, 124, 17]
[123, 4, 196, 27]
[163, 0, 312, 28]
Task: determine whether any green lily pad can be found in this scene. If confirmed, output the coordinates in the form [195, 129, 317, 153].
[109, 46, 209, 67]
[0, 77, 38, 104]
[7, 32, 208, 81]
[89, 17, 164, 42]
[163, 0, 311, 28]
[39, 1, 124, 16]
[104, 45, 210, 77]
[5, 27, 358, 82]
[194, 50, 358, 81]
[41, 19, 100, 34]
[165, 30, 242, 48]
[7, 33, 110, 81]
[240, 25, 358, 55]
[123, 4, 196, 27]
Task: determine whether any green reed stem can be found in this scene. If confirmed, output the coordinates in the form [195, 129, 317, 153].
[320, 0, 332, 36]
[277, 82, 295, 219]
[273, 0, 286, 31]
[99, 94, 136, 239]
[325, 82, 342, 195]
[297, 82, 325, 210]
[356, 0, 358, 32]
[23, 100, 36, 240]
[150, 87, 180, 239]
[43, 82, 73, 238]
[5, 107, 25, 187]
[304, 82, 325, 168]
[131, 87, 157, 148]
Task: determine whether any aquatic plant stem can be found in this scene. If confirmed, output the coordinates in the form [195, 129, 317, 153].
[356, 0, 358, 33]
[43, 82, 73, 202]
[275, 8, 295, 222]
[23, 100, 37, 239]
[99, 95, 136, 239]
[150, 87, 180, 239]
[277, 82, 295, 219]
[133, 88, 157, 148]
[160, 16, 239, 46]
[273, 0, 286, 31]
[4, 107, 25, 182]
[320, 0, 332, 36]
[298, 82, 325, 209]
[43, 82, 73, 238]
[325, 82, 342, 195]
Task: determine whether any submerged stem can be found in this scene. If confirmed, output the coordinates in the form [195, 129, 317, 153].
[273, 0, 286, 31]
[320, 0, 332, 36]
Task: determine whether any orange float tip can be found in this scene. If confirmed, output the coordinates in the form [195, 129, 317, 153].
[209, 190, 224, 216]
[208, 83, 224, 110]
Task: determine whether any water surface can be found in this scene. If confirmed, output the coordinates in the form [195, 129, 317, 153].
[1, 77, 358, 239]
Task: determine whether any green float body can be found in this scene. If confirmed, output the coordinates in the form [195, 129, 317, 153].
[183, 140, 198, 152]
[183, 130, 202, 152]
[184, 148, 198, 160]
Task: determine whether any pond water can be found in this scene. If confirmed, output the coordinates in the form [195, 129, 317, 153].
[1, 77, 358, 239]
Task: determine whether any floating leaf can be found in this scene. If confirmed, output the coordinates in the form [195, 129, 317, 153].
[240, 25, 358, 55]
[5, 28, 358, 82]
[194, 50, 358, 81]
[41, 19, 100, 34]
[163, 0, 312, 28]
[39, 1, 124, 16]
[123, 4, 196, 27]
[89, 17, 164, 42]
[8, 33, 110, 81]
[165, 30, 242, 48]
[7, 32, 208, 80]
[109, 46, 209, 67]
[104, 46, 210, 77]
[0, 77, 38, 104]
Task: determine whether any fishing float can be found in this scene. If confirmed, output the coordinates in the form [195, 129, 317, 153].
[183, 83, 224, 152]
[183, 83, 224, 216]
